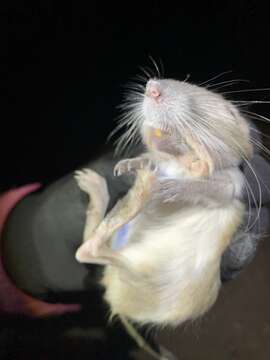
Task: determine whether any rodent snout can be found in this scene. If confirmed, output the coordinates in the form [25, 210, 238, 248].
[145, 80, 161, 100]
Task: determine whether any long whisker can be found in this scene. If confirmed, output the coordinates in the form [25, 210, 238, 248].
[232, 100, 270, 105]
[158, 57, 165, 78]
[132, 74, 149, 84]
[223, 88, 270, 95]
[229, 136, 263, 232]
[183, 74, 191, 82]
[148, 55, 161, 79]
[139, 66, 152, 80]
[198, 70, 233, 86]
[241, 174, 253, 231]
[248, 124, 270, 141]
[241, 109, 270, 125]
[114, 119, 141, 156]
[207, 79, 249, 90]
[244, 160, 262, 231]
[242, 172, 259, 232]
[249, 137, 270, 160]
[249, 141, 270, 199]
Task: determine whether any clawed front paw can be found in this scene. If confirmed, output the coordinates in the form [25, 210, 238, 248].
[114, 157, 157, 176]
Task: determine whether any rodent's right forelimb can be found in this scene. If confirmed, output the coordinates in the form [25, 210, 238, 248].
[114, 154, 157, 176]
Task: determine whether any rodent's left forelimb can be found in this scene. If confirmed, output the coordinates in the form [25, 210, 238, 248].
[156, 169, 242, 204]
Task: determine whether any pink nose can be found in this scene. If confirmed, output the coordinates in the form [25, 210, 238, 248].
[146, 80, 161, 99]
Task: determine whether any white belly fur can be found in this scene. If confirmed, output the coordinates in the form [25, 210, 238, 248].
[102, 200, 244, 326]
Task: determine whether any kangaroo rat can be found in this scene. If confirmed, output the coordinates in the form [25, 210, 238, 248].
[74, 77, 253, 359]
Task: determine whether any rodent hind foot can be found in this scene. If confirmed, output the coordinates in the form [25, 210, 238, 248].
[75, 237, 111, 264]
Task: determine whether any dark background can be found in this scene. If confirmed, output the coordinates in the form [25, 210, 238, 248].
[3, 1, 270, 359]
[4, 0, 270, 191]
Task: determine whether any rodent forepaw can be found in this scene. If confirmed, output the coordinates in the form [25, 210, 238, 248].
[114, 157, 157, 176]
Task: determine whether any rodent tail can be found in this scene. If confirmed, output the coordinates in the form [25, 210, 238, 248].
[118, 314, 178, 360]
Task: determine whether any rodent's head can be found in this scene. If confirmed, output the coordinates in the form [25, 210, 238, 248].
[116, 78, 253, 171]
